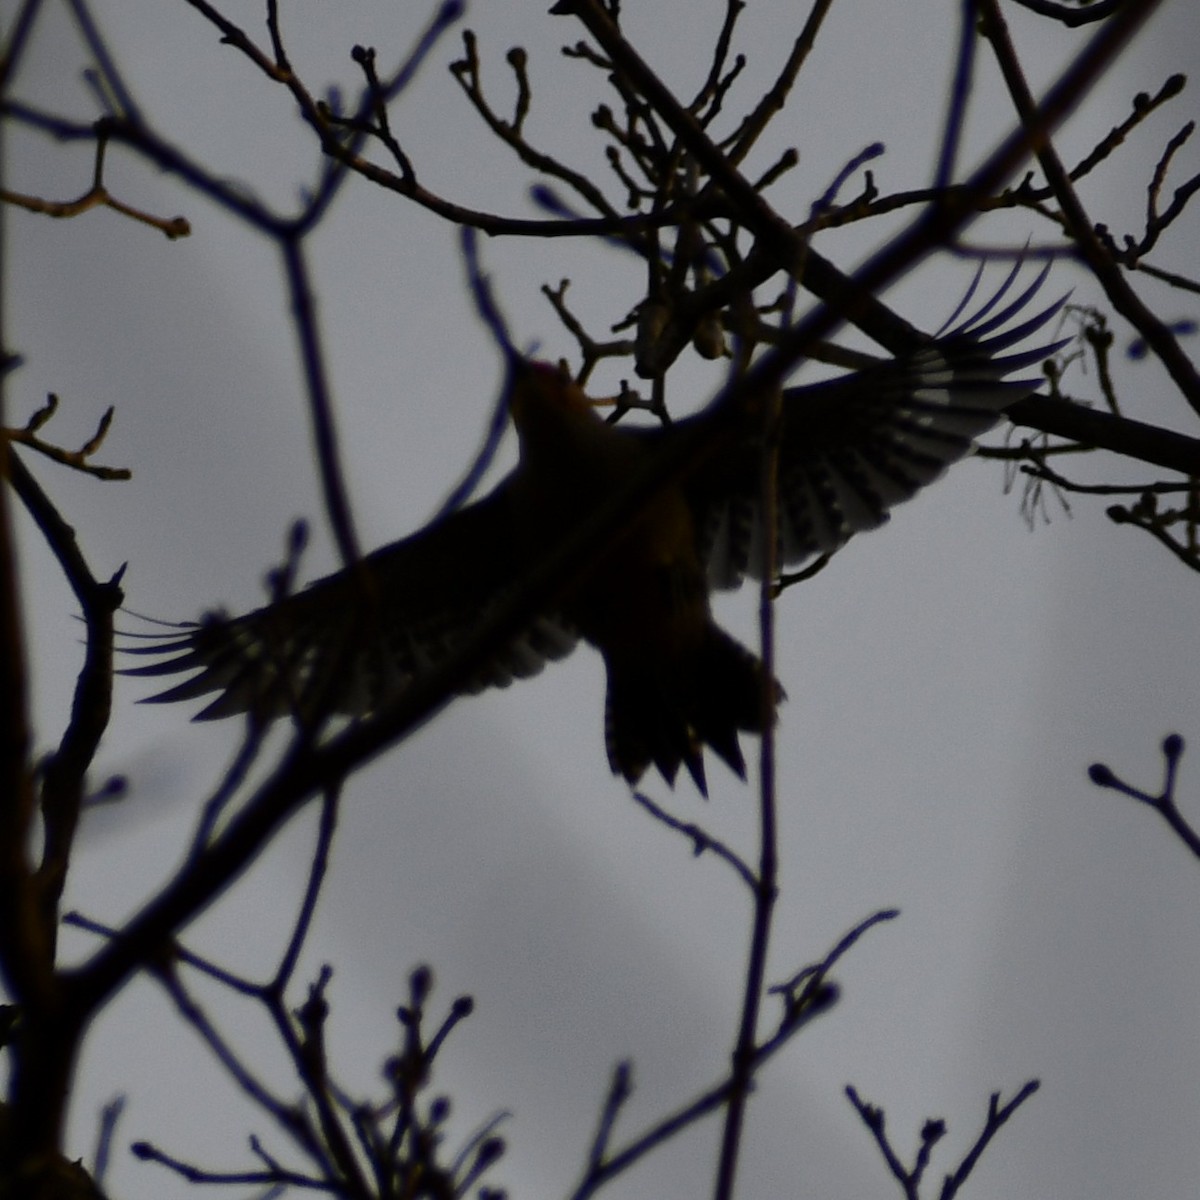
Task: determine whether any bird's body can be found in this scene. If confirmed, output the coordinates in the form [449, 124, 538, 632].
[126, 266, 1067, 792]
[505, 363, 775, 789]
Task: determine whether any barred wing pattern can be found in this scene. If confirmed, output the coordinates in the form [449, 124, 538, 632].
[125, 265, 1066, 727]
[124, 489, 578, 721]
[688, 262, 1067, 587]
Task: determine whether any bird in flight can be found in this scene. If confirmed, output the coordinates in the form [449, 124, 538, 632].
[125, 265, 1066, 794]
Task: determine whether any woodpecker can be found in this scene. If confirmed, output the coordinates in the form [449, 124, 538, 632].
[126, 267, 1066, 793]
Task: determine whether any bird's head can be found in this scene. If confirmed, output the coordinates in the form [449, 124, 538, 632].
[506, 358, 605, 434]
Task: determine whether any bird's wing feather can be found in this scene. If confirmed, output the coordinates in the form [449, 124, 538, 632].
[677, 265, 1070, 587]
[125, 265, 1067, 728]
[122, 481, 578, 721]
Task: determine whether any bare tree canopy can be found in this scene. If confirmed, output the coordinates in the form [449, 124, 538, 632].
[1, 2, 1198, 1199]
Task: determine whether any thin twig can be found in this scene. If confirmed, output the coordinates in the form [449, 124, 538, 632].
[629, 790, 757, 888]
[1090, 734, 1200, 859]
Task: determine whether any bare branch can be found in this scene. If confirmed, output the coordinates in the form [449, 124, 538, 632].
[1090, 733, 1200, 859]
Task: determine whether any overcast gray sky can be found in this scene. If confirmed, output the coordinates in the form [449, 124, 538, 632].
[8, 2, 1200, 1198]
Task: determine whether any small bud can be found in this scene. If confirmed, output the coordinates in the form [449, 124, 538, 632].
[410, 964, 433, 1005]
[921, 1118, 947, 1143]
[288, 519, 309, 557]
[476, 1136, 505, 1169]
[90, 775, 128, 804]
[692, 313, 726, 360]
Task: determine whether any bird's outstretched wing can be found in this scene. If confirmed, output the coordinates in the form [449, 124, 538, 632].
[678, 263, 1070, 587]
[122, 483, 578, 721]
[125, 263, 1067, 736]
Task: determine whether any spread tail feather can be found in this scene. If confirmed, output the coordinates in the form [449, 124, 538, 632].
[604, 625, 783, 795]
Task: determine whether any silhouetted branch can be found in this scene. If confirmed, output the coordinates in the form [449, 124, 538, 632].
[1090, 733, 1200, 859]
[846, 1079, 1040, 1200]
